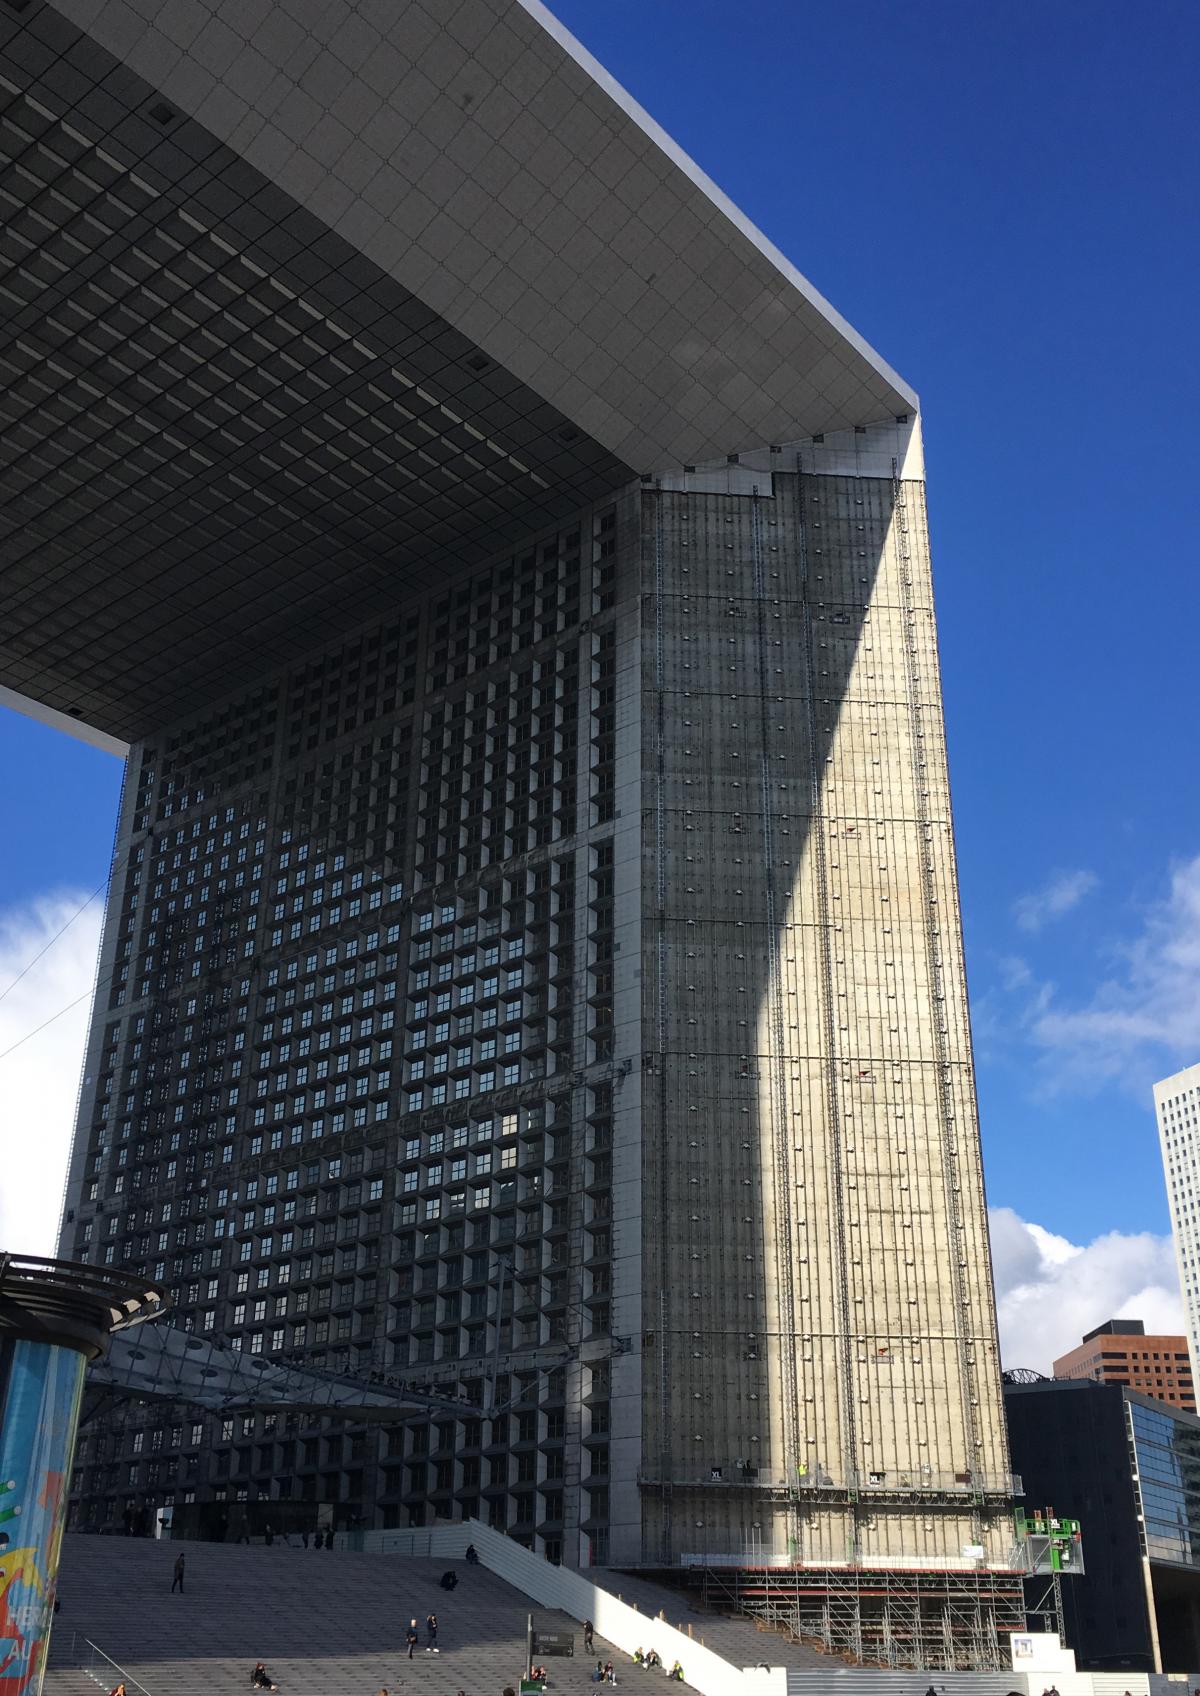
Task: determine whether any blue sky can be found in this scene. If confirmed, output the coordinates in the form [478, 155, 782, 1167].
[1, 0, 1198, 1348]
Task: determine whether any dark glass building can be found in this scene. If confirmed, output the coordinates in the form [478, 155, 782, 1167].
[1005, 1377, 1200, 1671]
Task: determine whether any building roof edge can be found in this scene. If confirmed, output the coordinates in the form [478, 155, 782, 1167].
[517, 0, 920, 415]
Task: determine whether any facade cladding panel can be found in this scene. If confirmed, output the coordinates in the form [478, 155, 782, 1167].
[61, 422, 1013, 1572]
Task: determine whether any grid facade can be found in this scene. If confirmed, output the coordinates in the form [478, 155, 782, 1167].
[1155, 1062, 1200, 1383]
[62, 422, 1015, 1583]
[62, 494, 632, 1563]
[631, 433, 1012, 1571]
[1054, 1326, 1195, 1412]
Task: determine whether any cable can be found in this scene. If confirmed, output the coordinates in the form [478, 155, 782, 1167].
[0, 843, 133, 1057]
[0, 990, 94, 1063]
[0, 875, 109, 1006]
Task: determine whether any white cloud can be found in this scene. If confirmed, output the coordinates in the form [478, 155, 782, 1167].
[989, 1204, 1184, 1373]
[1027, 853, 1200, 1091]
[0, 891, 104, 1257]
[1013, 868, 1098, 933]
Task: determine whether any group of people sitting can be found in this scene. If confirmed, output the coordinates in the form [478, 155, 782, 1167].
[592, 1654, 684, 1685]
[633, 1650, 683, 1681]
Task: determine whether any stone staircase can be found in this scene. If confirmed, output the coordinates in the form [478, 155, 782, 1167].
[588, 1571, 828, 1673]
[46, 1535, 616, 1696]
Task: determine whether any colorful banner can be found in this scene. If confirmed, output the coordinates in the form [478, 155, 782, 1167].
[0, 1339, 86, 1696]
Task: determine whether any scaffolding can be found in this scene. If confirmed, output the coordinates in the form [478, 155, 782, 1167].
[691, 1563, 1027, 1671]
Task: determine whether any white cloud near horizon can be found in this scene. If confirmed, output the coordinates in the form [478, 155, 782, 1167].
[1025, 852, 1200, 1093]
[0, 891, 104, 1257]
[1013, 868, 1098, 933]
[989, 1205, 1184, 1373]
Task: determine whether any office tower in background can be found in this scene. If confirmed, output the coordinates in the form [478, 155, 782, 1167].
[1153, 1063, 1200, 1379]
[1053, 1319, 1195, 1411]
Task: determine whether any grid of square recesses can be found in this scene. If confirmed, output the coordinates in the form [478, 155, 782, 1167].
[68, 512, 620, 1554]
[0, 5, 631, 741]
[45, 0, 914, 475]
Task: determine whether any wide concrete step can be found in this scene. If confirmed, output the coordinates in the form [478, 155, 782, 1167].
[47, 1536, 626, 1696]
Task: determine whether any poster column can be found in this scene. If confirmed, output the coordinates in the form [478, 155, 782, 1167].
[0, 1256, 165, 1696]
[0, 1338, 87, 1696]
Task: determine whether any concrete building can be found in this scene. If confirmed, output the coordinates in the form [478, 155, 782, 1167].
[1005, 1377, 1200, 1673]
[1054, 1319, 1196, 1412]
[0, 0, 1014, 1662]
[1154, 1063, 1200, 1377]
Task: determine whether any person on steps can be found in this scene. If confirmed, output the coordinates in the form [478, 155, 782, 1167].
[645, 1650, 662, 1670]
[465, 1543, 479, 1565]
[439, 1569, 458, 1591]
[170, 1553, 185, 1593]
[425, 1611, 439, 1653]
[583, 1619, 594, 1652]
[251, 1663, 277, 1691]
[405, 1619, 419, 1659]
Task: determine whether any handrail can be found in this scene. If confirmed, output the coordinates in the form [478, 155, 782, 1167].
[52, 1630, 155, 1696]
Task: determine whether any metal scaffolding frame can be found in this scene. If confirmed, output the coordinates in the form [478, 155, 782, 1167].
[692, 1564, 1026, 1672]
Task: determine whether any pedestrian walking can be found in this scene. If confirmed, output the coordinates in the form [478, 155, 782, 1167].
[425, 1611, 439, 1652]
[405, 1620, 418, 1659]
[324, 1529, 334, 1550]
[583, 1619, 594, 1652]
[171, 1553, 185, 1593]
[264, 1522, 274, 1547]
